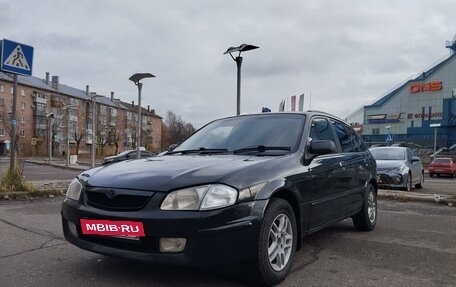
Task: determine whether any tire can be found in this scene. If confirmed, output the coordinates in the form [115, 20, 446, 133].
[415, 172, 424, 189]
[401, 173, 412, 191]
[429, 173, 434, 178]
[352, 183, 377, 231]
[250, 198, 297, 286]
[451, 172, 455, 178]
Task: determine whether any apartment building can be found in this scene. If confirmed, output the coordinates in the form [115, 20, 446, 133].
[0, 71, 163, 157]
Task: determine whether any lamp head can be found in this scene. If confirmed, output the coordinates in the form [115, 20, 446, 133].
[129, 73, 156, 85]
[224, 44, 259, 55]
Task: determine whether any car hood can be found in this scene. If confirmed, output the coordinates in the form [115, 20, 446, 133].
[81, 154, 294, 192]
[375, 160, 405, 170]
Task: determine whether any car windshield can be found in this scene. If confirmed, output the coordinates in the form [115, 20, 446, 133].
[370, 148, 405, 160]
[173, 114, 306, 154]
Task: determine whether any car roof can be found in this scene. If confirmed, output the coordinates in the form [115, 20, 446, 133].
[214, 111, 347, 124]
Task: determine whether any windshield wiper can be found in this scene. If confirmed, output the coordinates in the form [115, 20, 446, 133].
[167, 147, 229, 155]
[233, 145, 291, 154]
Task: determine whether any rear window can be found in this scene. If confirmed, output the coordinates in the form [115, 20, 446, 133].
[370, 148, 405, 160]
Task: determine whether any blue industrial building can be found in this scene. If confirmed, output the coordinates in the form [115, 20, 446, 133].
[347, 35, 456, 151]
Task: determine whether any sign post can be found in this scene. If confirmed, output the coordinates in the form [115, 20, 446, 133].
[430, 123, 441, 157]
[1, 39, 34, 170]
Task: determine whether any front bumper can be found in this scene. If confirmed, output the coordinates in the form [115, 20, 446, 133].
[376, 171, 407, 189]
[61, 193, 266, 266]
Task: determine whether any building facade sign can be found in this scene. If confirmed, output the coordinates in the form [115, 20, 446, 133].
[407, 112, 442, 119]
[367, 113, 402, 123]
[409, 81, 442, 94]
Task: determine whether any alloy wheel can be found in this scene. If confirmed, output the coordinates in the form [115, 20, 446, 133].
[367, 190, 377, 224]
[268, 213, 293, 272]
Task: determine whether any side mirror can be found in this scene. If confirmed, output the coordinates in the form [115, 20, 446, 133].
[309, 140, 337, 155]
[411, 157, 421, 163]
[168, 144, 178, 151]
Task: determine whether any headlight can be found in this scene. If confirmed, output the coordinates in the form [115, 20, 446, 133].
[393, 165, 406, 172]
[161, 184, 238, 211]
[66, 178, 83, 201]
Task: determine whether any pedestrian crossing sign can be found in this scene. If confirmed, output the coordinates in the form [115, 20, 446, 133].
[0, 39, 34, 76]
[386, 134, 393, 143]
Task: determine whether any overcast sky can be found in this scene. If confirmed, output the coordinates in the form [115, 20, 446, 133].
[2, 0, 456, 127]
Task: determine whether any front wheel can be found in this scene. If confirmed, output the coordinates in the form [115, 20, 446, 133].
[250, 198, 297, 286]
[352, 183, 377, 231]
[401, 174, 412, 191]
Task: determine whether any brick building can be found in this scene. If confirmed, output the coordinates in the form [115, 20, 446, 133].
[0, 71, 163, 158]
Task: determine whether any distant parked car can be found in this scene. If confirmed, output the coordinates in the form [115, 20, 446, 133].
[101, 150, 155, 165]
[429, 157, 456, 178]
[369, 147, 424, 191]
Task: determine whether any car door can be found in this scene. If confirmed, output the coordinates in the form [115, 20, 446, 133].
[307, 117, 348, 229]
[330, 120, 370, 214]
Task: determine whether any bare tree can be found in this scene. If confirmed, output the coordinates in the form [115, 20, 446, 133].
[0, 110, 21, 157]
[165, 111, 196, 145]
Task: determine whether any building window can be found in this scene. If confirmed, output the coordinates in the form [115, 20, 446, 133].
[21, 143, 25, 151]
[0, 98, 4, 107]
[372, 128, 380, 135]
[21, 89, 25, 96]
[0, 129, 4, 136]
[0, 84, 3, 92]
[10, 87, 13, 94]
[21, 116, 25, 124]
[21, 102, 26, 110]
[20, 130, 25, 137]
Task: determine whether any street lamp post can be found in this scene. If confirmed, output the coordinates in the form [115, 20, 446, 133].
[46, 113, 54, 164]
[224, 44, 259, 116]
[129, 73, 155, 159]
[430, 123, 441, 157]
[90, 93, 103, 168]
[64, 105, 78, 166]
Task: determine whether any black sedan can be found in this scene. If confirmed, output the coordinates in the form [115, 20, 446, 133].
[62, 112, 377, 286]
[101, 150, 155, 165]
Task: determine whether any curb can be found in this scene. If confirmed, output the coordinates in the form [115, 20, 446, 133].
[25, 160, 90, 171]
[378, 189, 455, 206]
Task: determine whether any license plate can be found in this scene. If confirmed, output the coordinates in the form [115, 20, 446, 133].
[80, 219, 145, 237]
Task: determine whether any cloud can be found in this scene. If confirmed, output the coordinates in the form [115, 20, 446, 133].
[2, 0, 456, 128]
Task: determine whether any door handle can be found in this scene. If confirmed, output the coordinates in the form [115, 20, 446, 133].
[339, 161, 347, 167]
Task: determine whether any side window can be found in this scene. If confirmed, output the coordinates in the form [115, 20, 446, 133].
[406, 148, 414, 161]
[309, 118, 336, 142]
[345, 124, 367, 152]
[331, 120, 354, 152]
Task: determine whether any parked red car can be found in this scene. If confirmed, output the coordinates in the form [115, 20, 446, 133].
[428, 158, 456, 178]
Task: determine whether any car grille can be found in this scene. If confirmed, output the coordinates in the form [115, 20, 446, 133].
[85, 187, 154, 211]
[377, 174, 395, 184]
